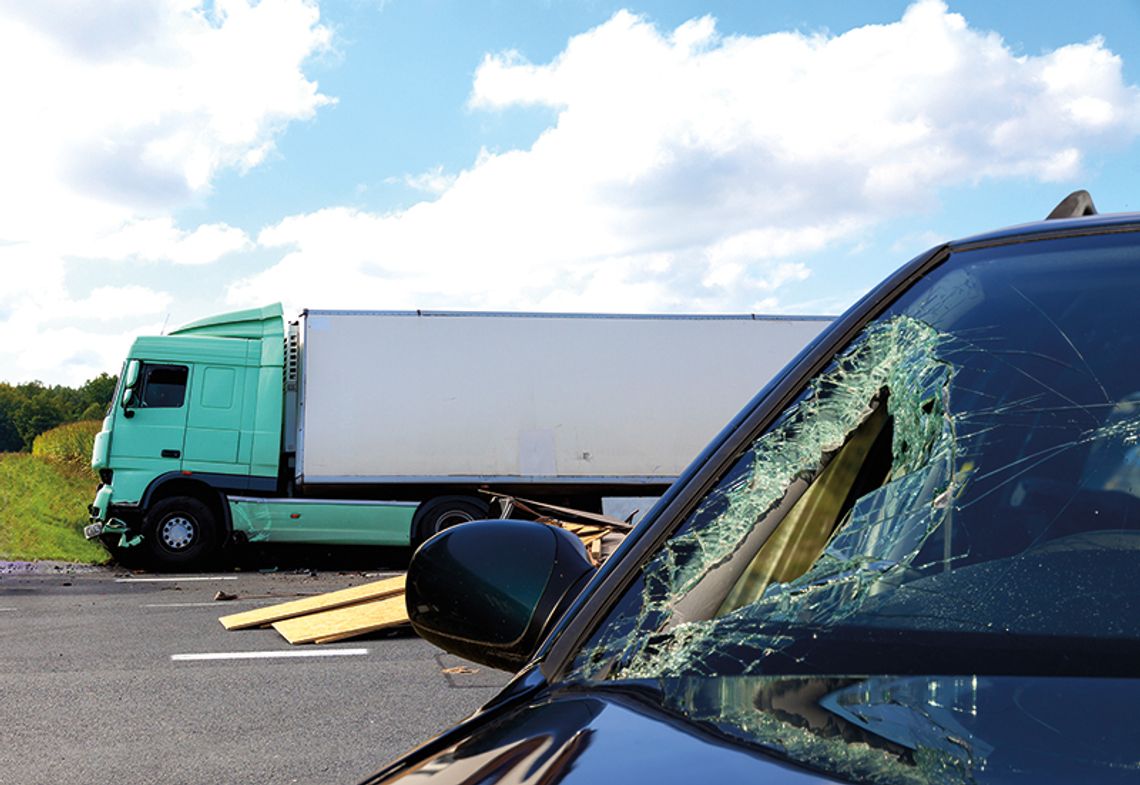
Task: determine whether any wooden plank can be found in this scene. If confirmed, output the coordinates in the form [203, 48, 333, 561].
[271, 594, 409, 645]
[490, 493, 633, 532]
[218, 575, 405, 630]
[313, 620, 409, 645]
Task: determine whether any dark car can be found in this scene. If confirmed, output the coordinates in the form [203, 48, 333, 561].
[366, 191, 1140, 784]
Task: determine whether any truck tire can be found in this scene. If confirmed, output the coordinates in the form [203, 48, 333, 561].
[412, 496, 490, 548]
[143, 496, 218, 571]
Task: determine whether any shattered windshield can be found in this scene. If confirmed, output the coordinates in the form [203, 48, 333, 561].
[570, 230, 1140, 684]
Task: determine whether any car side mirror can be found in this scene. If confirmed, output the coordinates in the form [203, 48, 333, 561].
[406, 520, 596, 672]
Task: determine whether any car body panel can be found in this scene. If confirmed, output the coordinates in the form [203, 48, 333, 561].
[364, 675, 1140, 785]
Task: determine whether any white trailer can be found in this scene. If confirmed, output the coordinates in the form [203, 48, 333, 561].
[295, 310, 829, 500]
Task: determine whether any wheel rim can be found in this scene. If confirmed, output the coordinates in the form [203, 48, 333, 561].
[160, 515, 196, 550]
[434, 509, 476, 532]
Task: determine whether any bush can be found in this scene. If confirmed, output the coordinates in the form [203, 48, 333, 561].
[32, 420, 102, 470]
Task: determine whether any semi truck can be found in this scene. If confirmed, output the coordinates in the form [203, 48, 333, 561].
[85, 304, 830, 568]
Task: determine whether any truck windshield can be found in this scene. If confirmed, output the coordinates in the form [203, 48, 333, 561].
[570, 229, 1140, 682]
[106, 363, 126, 418]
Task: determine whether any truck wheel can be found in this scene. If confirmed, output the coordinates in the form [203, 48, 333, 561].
[143, 496, 218, 570]
[412, 497, 489, 548]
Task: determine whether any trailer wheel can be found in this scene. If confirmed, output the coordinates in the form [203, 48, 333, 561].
[143, 496, 218, 570]
[412, 496, 489, 548]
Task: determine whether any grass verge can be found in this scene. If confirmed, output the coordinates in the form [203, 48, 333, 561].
[0, 452, 108, 564]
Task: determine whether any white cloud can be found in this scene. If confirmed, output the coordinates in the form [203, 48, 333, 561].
[87, 218, 252, 265]
[231, 0, 1140, 316]
[0, 0, 332, 384]
[0, 0, 332, 225]
[0, 242, 172, 383]
[391, 165, 459, 196]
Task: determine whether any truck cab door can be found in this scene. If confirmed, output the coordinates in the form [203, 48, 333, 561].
[113, 363, 190, 476]
[183, 364, 250, 474]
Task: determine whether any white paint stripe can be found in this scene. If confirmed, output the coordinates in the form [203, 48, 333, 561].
[142, 601, 265, 608]
[116, 576, 238, 583]
[171, 648, 369, 662]
[0, 607, 16, 612]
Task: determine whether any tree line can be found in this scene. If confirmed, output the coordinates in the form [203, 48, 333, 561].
[0, 374, 118, 453]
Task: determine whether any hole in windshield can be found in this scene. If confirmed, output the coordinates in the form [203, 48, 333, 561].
[570, 231, 1140, 685]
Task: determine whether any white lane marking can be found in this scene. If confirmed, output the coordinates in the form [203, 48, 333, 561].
[142, 601, 265, 608]
[171, 648, 369, 662]
[0, 607, 16, 612]
[116, 576, 238, 583]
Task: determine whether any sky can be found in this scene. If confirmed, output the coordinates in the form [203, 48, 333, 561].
[2, 0, 1140, 386]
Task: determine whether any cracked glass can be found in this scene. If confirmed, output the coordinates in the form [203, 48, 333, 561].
[565, 230, 1140, 779]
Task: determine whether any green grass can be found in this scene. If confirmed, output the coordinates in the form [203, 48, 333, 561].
[32, 419, 103, 467]
[0, 421, 108, 563]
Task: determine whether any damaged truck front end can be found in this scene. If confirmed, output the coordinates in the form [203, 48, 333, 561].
[85, 369, 142, 552]
[381, 197, 1140, 785]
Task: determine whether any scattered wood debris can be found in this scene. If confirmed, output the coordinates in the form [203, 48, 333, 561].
[272, 593, 409, 644]
[218, 574, 405, 632]
[481, 492, 631, 565]
[219, 497, 631, 645]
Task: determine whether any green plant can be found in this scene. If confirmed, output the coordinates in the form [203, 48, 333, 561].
[32, 420, 102, 468]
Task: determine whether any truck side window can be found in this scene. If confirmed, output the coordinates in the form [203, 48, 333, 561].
[140, 365, 188, 408]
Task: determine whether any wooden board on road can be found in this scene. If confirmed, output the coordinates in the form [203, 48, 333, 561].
[218, 575, 405, 630]
[271, 593, 409, 644]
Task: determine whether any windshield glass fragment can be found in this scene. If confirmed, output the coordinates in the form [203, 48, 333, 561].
[571, 231, 1140, 684]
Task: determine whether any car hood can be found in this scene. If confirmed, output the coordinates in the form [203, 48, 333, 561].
[363, 674, 1140, 785]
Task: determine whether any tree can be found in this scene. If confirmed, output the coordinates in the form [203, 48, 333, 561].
[78, 373, 117, 415]
[0, 373, 118, 453]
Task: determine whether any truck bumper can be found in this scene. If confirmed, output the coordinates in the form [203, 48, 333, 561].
[85, 518, 138, 549]
[88, 484, 113, 525]
[87, 485, 142, 548]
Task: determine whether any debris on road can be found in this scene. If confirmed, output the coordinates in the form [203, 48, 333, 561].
[218, 499, 629, 645]
[218, 574, 406, 634]
[272, 593, 408, 644]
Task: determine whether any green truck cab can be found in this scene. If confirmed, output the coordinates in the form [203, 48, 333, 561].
[88, 304, 290, 566]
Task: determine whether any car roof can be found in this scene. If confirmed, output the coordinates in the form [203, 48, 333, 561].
[950, 210, 1140, 248]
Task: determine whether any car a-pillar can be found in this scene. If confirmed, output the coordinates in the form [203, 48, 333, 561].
[141, 485, 225, 571]
[411, 495, 490, 548]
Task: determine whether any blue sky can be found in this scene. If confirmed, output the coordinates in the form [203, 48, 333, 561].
[2, 0, 1140, 384]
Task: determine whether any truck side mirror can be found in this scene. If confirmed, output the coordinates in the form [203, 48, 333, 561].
[120, 387, 136, 417]
[121, 361, 140, 417]
[124, 360, 141, 389]
[406, 520, 596, 672]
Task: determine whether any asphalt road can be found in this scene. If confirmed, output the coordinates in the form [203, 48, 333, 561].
[0, 562, 511, 785]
